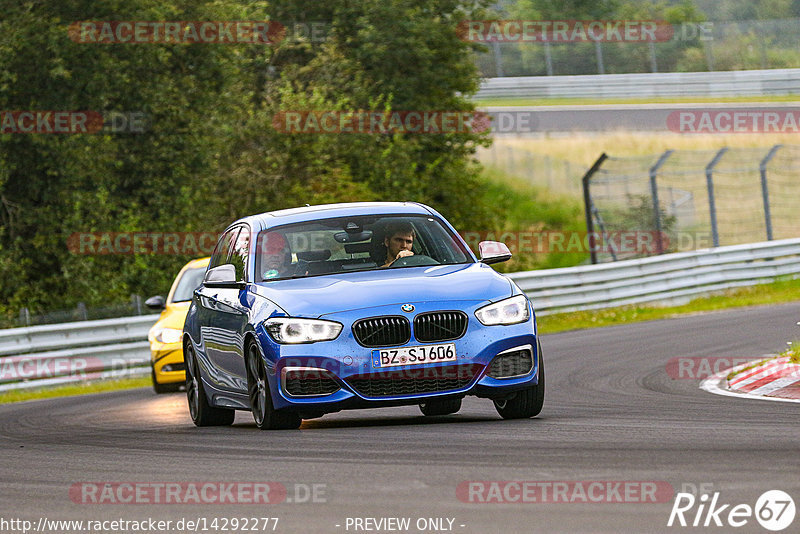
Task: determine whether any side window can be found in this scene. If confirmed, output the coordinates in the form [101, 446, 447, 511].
[208, 227, 240, 271]
[230, 226, 250, 282]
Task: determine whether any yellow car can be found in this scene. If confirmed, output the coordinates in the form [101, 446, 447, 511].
[146, 257, 210, 393]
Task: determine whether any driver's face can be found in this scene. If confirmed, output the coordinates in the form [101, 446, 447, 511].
[385, 231, 414, 258]
[263, 251, 287, 271]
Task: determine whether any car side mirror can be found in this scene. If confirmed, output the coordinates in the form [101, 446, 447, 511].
[204, 264, 245, 289]
[478, 241, 512, 265]
[144, 295, 166, 310]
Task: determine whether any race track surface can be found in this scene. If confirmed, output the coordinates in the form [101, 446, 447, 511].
[1, 302, 799, 533]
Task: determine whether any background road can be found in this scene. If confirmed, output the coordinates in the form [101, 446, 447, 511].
[485, 103, 800, 132]
[1, 303, 799, 533]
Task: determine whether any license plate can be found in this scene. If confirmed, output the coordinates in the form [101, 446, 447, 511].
[372, 343, 457, 368]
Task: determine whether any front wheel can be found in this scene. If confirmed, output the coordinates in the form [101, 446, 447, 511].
[185, 342, 235, 426]
[246, 342, 301, 430]
[493, 343, 545, 420]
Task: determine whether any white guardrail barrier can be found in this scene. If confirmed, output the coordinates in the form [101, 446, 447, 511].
[476, 68, 800, 99]
[0, 315, 158, 392]
[2, 238, 800, 392]
[511, 238, 800, 314]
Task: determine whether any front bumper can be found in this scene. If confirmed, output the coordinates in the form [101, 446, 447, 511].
[150, 343, 186, 385]
[256, 300, 539, 413]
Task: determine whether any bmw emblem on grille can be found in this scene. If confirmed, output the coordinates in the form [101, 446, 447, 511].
[401, 304, 415, 313]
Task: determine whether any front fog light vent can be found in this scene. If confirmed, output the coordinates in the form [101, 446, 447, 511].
[487, 346, 533, 379]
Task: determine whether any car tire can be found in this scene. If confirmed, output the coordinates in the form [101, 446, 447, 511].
[151, 365, 181, 394]
[419, 398, 462, 416]
[493, 341, 545, 420]
[185, 342, 235, 426]
[246, 342, 301, 430]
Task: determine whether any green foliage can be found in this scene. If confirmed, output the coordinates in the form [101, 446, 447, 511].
[5, 0, 562, 319]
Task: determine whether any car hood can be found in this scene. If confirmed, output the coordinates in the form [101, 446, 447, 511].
[151, 302, 190, 331]
[251, 263, 513, 318]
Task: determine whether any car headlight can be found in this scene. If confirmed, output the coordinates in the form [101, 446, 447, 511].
[150, 327, 183, 344]
[475, 294, 530, 326]
[265, 318, 343, 344]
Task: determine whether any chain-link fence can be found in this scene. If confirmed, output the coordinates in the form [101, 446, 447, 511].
[476, 19, 800, 77]
[477, 143, 582, 196]
[584, 144, 800, 263]
[2, 295, 149, 329]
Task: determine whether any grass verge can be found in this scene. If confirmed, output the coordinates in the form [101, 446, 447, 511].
[477, 167, 588, 271]
[475, 94, 800, 108]
[538, 277, 800, 334]
[0, 377, 151, 405]
[492, 131, 800, 168]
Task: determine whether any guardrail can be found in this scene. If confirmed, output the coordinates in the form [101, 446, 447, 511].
[2, 238, 800, 392]
[510, 238, 800, 314]
[0, 315, 158, 392]
[475, 68, 800, 100]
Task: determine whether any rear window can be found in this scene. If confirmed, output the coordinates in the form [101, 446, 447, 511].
[170, 266, 207, 302]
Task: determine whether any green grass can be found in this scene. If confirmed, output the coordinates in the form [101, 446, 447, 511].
[538, 277, 800, 334]
[474, 94, 800, 108]
[0, 377, 151, 405]
[479, 167, 588, 272]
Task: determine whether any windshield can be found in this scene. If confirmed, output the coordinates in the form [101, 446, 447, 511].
[256, 215, 471, 282]
[170, 266, 208, 302]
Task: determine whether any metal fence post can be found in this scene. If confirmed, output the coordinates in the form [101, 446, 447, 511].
[759, 144, 782, 241]
[705, 148, 728, 248]
[594, 41, 605, 74]
[77, 302, 88, 321]
[492, 41, 504, 77]
[131, 294, 143, 315]
[19, 307, 30, 326]
[649, 150, 674, 254]
[582, 153, 609, 264]
[649, 41, 658, 72]
[544, 41, 554, 76]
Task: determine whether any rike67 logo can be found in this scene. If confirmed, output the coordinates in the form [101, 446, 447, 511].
[668, 490, 795, 531]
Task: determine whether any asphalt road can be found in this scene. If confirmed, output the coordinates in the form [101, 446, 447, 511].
[484, 103, 800, 133]
[1, 302, 799, 533]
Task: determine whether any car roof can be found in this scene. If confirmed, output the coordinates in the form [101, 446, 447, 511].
[184, 256, 210, 268]
[235, 202, 437, 231]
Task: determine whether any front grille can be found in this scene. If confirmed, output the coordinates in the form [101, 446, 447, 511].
[162, 362, 186, 373]
[414, 311, 468, 342]
[352, 316, 410, 347]
[283, 369, 340, 397]
[346, 364, 481, 397]
[487, 347, 533, 379]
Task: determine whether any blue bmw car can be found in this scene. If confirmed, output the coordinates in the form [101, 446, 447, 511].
[183, 202, 543, 429]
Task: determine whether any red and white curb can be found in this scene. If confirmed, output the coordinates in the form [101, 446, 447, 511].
[700, 355, 800, 404]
